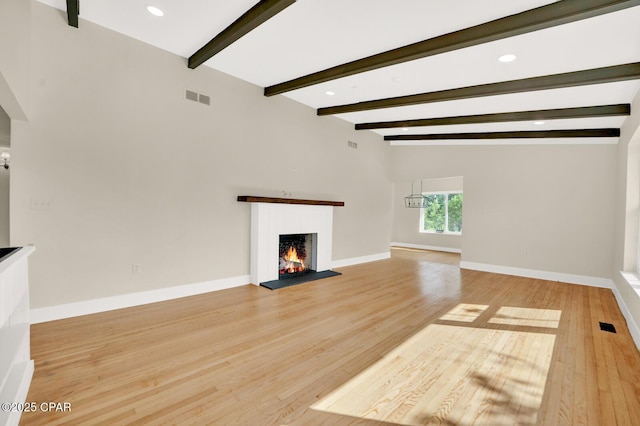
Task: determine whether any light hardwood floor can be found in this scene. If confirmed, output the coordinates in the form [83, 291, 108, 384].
[20, 248, 640, 425]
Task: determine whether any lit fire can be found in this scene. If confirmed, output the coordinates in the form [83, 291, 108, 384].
[282, 246, 306, 274]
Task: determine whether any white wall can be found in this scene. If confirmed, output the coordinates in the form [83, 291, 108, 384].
[612, 87, 640, 341]
[390, 144, 617, 280]
[392, 177, 463, 251]
[10, 2, 392, 309]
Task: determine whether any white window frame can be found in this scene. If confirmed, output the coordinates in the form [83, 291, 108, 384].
[419, 191, 463, 235]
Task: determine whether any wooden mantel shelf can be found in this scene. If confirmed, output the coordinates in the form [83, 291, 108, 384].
[237, 196, 344, 207]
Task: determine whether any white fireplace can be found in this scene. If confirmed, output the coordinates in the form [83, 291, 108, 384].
[248, 201, 336, 285]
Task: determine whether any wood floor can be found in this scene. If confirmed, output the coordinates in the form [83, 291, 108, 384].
[20, 248, 640, 425]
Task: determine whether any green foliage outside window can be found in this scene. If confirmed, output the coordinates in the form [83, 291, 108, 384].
[423, 194, 446, 231]
[447, 193, 463, 232]
[422, 192, 462, 233]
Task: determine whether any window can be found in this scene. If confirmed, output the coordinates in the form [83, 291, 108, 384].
[420, 192, 463, 234]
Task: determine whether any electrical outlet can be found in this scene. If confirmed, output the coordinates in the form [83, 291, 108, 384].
[132, 264, 141, 274]
[30, 198, 53, 210]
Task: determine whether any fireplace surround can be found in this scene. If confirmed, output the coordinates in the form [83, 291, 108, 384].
[238, 196, 344, 287]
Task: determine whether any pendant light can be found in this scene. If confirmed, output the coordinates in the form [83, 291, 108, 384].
[404, 180, 427, 208]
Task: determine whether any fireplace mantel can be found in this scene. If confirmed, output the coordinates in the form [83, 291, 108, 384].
[237, 196, 344, 207]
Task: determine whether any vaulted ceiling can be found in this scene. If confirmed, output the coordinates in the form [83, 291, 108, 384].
[40, 0, 640, 145]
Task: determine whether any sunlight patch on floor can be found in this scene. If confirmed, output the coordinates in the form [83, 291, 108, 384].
[312, 323, 556, 425]
[438, 303, 489, 322]
[488, 306, 561, 328]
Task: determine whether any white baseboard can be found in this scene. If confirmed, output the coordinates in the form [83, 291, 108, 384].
[391, 242, 462, 254]
[30, 275, 250, 324]
[332, 252, 390, 269]
[459, 261, 613, 289]
[615, 272, 640, 349]
[611, 285, 640, 349]
[30, 251, 394, 324]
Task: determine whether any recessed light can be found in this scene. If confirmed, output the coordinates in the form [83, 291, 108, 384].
[401, 128, 409, 131]
[498, 54, 517, 63]
[533, 120, 545, 125]
[146, 5, 164, 16]
[325, 91, 335, 96]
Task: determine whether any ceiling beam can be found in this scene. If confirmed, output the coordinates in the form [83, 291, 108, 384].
[318, 62, 640, 116]
[384, 129, 621, 141]
[355, 104, 631, 130]
[66, 0, 79, 28]
[188, 0, 296, 69]
[264, 0, 640, 96]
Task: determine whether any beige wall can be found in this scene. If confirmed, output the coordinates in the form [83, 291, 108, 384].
[11, 2, 391, 308]
[0, 107, 8, 246]
[392, 177, 463, 251]
[0, 170, 8, 247]
[390, 143, 617, 279]
[3, 1, 632, 314]
[0, 0, 29, 247]
[0, 105, 9, 146]
[0, 0, 30, 119]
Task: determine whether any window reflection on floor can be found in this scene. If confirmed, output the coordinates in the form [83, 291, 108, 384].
[312, 304, 559, 425]
[488, 306, 561, 328]
[438, 303, 489, 322]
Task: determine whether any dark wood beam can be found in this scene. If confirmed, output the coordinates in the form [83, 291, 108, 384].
[318, 63, 640, 116]
[265, 0, 640, 96]
[356, 104, 631, 130]
[189, 0, 296, 69]
[384, 129, 621, 141]
[66, 0, 79, 28]
[237, 196, 344, 206]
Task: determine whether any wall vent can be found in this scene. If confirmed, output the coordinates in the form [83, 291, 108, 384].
[185, 90, 198, 101]
[347, 141, 358, 149]
[185, 89, 210, 106]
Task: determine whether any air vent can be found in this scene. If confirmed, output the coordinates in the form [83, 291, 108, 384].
[185, 89, 210, 106]
[185, 90, 198, 101]
[347, 141, 358, 149]
[599, 322, 617, 333]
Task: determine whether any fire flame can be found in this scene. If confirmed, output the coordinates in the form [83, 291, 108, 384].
[283, 246, 305, 273]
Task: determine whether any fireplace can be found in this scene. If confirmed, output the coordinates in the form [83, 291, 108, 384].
[238, 196, 344, 289]
[279, 233, 316, 279]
